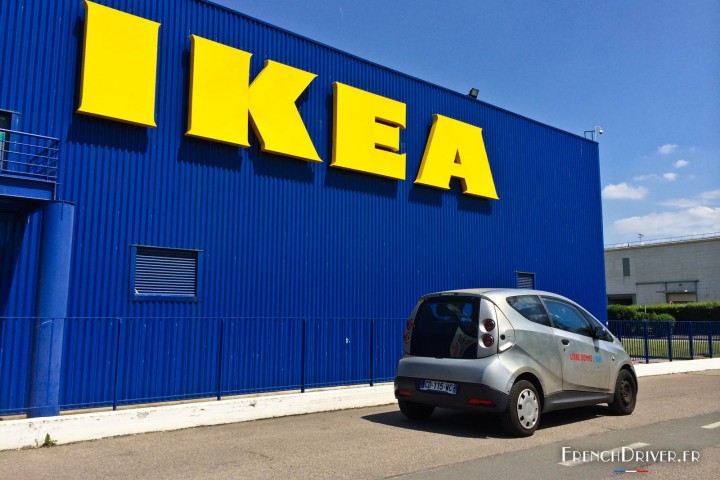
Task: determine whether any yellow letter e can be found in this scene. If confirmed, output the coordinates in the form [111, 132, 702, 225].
[331, 82, 406, 180]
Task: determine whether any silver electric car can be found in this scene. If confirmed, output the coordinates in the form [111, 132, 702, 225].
[394, 289, 637, 437]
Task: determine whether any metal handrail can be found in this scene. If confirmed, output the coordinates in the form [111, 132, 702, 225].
[0, 127, 60, 183]
[0, 127, 58, 142]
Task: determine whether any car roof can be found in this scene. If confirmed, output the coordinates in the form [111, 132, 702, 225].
[424, 288, 573, 303]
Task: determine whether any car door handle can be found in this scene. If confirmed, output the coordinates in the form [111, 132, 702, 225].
[561, 338, 570, 345]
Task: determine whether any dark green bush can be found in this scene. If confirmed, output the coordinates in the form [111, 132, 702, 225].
[607, 302, 720, 322]
[607, 305, 637, 320]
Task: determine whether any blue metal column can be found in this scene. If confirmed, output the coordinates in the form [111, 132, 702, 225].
[27, 201, 75, 417]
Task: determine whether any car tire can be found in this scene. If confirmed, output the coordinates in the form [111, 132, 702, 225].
[500, 380, 540, 437]
[398, 401, 435, 420]
[608, 369, 637, 415]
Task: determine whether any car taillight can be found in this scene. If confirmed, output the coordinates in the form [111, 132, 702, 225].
[483, 319, 496, 331]
[403, 319, 413, 344]
[482, 334, 494, 347]
[467, 399, 495, 406]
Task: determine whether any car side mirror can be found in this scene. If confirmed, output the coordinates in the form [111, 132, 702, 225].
[594, 326, 606, 338]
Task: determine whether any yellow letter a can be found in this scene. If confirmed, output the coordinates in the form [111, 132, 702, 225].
[415, 115, 498, 199]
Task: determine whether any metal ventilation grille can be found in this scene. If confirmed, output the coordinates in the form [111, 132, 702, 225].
[517, 272, 535, 289]
[134, 247, 198, 296]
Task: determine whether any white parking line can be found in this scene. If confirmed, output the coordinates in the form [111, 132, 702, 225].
[559, 442, 651, 467]
[701, 421, 720, 429]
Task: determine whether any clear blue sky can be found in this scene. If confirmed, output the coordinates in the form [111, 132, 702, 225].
[213, 0, 719, 245]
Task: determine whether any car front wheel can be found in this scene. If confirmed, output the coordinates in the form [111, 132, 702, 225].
[500, 380, 540, 437]
[609, 369, 637, 415]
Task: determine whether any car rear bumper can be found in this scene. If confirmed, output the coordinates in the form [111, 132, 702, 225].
[394, 376, 509, 412]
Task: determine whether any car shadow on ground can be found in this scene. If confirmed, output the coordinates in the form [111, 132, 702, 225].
[362, 404, 611, 439]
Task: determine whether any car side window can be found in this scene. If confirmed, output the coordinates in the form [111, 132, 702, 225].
[542, 297, 594, 337]
[507, 295, 551, 327]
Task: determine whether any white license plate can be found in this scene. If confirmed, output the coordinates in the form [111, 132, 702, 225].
[419, 379, 457, 395]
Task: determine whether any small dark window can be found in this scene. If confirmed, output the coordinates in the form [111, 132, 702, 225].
[622, 258, 630, 277]
[131, 246, 201, 301]
[542, 297, 593, 337]
[507, 295, 551, 327]
[0, 111, 10, 128]
[0, 110, 11, 166]
[516, 272, 535, 289]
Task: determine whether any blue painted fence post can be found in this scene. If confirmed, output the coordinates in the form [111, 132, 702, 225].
[300, 318, 306, 393]
[688, 322, 694, 359]
[613, 321, 621, 342]
[112, 317, 123, 410]
[667, 321, 673, 362]
[217, 318, 224, 401]
[643, 321, 649, 364]
[369, 319, 374, 387]
[709, 322, 714, 358]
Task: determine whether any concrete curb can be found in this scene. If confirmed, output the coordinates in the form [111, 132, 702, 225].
[0, 385, 395, 451]
[2, 358, 719, 451]
[633, 357, 720, 377]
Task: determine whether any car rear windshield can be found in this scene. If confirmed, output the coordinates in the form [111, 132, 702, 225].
[410, 296, 479, 359]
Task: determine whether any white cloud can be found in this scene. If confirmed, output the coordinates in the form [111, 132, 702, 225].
[633, 173, 659, 181]
[658, 144, 679, 155]
[660, 198, 701, 209]
[700, 189, 720, 201]
[615, 189, 720, 238]
[673, 159, 689, 168]
[613, 207, 720, 237]
[635, 172, 680, 182]
[661, 190, 720, 209]
[602, 183, 648, 200]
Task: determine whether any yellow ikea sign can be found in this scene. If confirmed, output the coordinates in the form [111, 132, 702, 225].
[77, 1, 498, 199]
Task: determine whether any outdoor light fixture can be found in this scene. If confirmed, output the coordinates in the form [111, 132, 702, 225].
[468, 88, 479, 99]
[583, 125, 603, 141]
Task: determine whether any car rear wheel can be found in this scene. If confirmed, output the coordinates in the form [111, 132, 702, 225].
[500, 380, 540, 437]
[608, 369, 637, 415]
[398, 401, 435, 420]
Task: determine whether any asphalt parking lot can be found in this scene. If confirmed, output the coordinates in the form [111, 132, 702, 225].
[1, 370, 718, 480]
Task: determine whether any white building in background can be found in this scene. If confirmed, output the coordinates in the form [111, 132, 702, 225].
[605, 233, 720, 305]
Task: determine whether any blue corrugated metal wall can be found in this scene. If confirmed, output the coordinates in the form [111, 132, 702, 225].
[0, 0, 606, 413]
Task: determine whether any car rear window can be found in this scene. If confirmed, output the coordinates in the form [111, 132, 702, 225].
[507, 295, 551, 327]
[410, 296, 479, 359]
